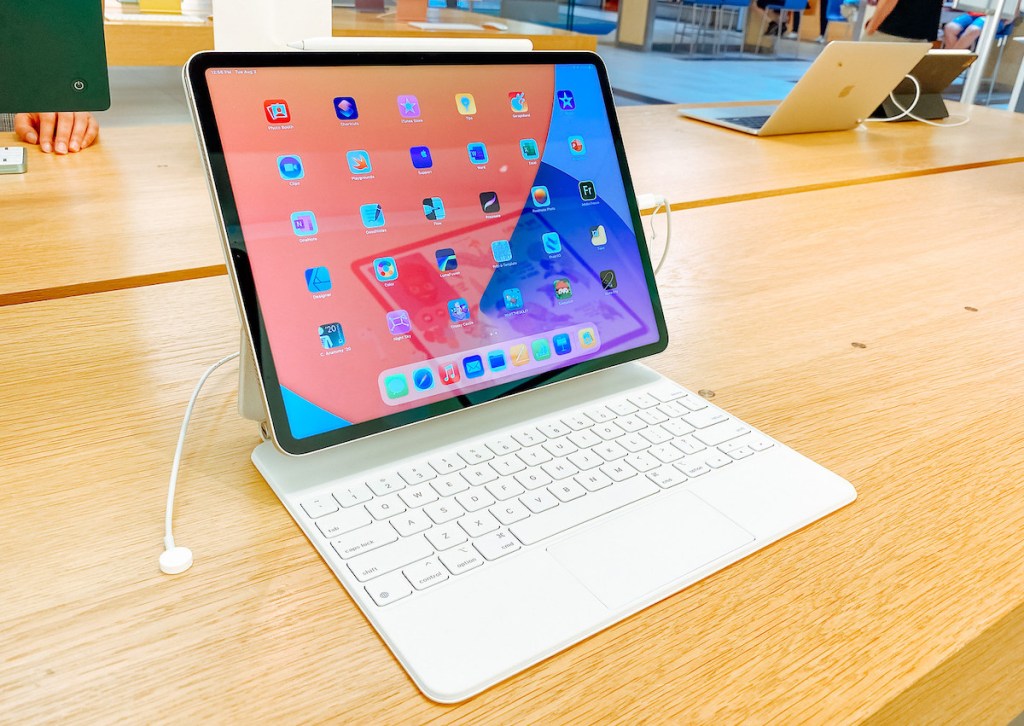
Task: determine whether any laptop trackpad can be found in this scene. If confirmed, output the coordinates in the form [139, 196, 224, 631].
[547, 490, 755, 611]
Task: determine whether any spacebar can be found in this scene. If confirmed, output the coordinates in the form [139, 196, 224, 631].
[510, 480, 660, 546]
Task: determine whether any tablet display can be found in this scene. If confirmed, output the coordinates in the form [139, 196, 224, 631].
[187, 52, 666, 453]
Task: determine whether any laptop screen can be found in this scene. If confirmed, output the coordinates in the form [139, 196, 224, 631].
[187, 52, 666, 454]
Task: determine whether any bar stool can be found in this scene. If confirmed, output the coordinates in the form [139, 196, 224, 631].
[757, 0, 807, 56]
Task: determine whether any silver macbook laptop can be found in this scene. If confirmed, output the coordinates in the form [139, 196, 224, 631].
[680, 41, 930, 136]
[185, 50, 856, 702]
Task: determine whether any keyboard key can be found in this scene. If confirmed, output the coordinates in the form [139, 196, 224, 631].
[516, 446, 553, 467]
[439, 545, 484, 575]
[549, 481, 587, 502]
[458, 445, 494, 465]
[510, 479, 659, 545]
[487, 479, 526, 501]
[584, 406, 615, 423]
[333, 483, 373, 508]
[403, 557, 449, 590]
[726, 446, 754, 460]
[300, 494, 338, 519]
[648, 443, 685, 464]
[749, 438, 774, 452]
[474, 529, 522, 560]
[624, 451, 660, 473]
[619, 433, 652, 453]
[490, 455, 527, 477]
[650, 384, 686, 402]
[458, 511, 500, 538]
[541, 459, 580, 480]
[675, 458, 710, 478]
[693, 422, 750, 447]
[486, 437, 521, 456]
[423, 499, 465, 525]
[567, 429, 603, 449]
[682, 409, 729, 429]
[366, 494, 407, 521]
[657, 402, 688, 419]
[366, 474, 406, 497]
[639, 425, 672, 445]
[348, 536, 432, 582]
[705, 452, 732, 469]
[574, 470, 613, 491]
[593, 442, 628, 462]
[462, 464, 499, 487]
[332, 522, 400, 560]
[490, 500, 531, 525]
[390, 509, 432, 537]
[606, 399, 638, 416]
[514, 469, 553, 490]
[661, 418, 696, 438]
[511, 428, 545, 447]
[520, 489, 560, 514]
[567, 450, 603, 471]
[561, 413, 594, 431]
[636, 408, 669, 425]
[627, 393, 659, 409]
[365, 571, 413, 607]
[428, 454, 465, 475]
[542, 439, 578, 458]
[675, 435, 707, 455]
[646, 467, 687, 489]
[431, 476, 469, 497]
[592, 423, 625, 440]
[600, 460, 638, 482]
[398, 464, 436, 485]
[615, 415, 647, 433]
[456, 489, 496, 512]
[537, 421, 571, 438]
[679, 394, 709, 411]
[315, 507, 372, 538]
[426, 522, 468, 550]
[399, 484, 439, 509]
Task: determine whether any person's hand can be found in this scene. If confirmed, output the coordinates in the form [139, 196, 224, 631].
[13, 112, 100, 154]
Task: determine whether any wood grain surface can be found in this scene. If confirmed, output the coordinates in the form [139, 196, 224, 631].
[2, 163, 1022, 722]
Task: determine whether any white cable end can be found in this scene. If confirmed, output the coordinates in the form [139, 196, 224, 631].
[159, 546, 194, 575]
[636, 193, 663, 210]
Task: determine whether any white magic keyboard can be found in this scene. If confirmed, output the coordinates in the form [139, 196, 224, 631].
[296, 382, 774, 607]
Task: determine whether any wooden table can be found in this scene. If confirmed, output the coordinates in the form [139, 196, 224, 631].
[2, 163, 1023, 722]
[5, 103, 1024, 306]
[102, 5, 595, 66]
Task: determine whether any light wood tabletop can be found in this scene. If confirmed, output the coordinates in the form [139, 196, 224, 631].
[102, 5, 595, 66]
[2, 163, 1022, 722]
[5, 103, 1024, 307]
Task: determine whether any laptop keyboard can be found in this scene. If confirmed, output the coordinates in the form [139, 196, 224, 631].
[720, 115, 771, 130]
[297, 383, 774, 607]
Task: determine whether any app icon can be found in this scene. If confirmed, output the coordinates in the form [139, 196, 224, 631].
[509, 91, 528, 113]
[346, 150, 372, 175]
[491, 240, 512, 263]
[410, 146, 433, 169]
[373, 257, 398, 282]
[600, 269, 618, 290]
[386, 309, 412, 335]
[435, 248, 458, 272]
[264, 99, 290, 123]
[520, 138, 539, 160]
[423, 196, 445, 220]
[591, 224, 608, 246]
[488, 350, 507, 371]
[412, 367, 435, 391]
[290, 211, 318, 237]
[448, 298, 470, 323]
[568, 135, 586, 155]
[542, 232, 562, 254]
[502, 287, 523, 311]
[553, 333, 572, 355]
[556, 90, 576, 111]
[532, 339, 552, 361]
[463, 355, 485, 378]
[439, 362, 461, 386]
[510, 344, 530, 366]
[277, 155, 303, 180]
[305, 266, 331, 293]
[531, 186, 551, 207]
[334, 96, 358, 120]
[579, 181, 596, 200]
[318, 322, 345, 349]
[360, 203, 385, 228]
[554, 278, 573, 301]
[384, 374, 409, 400]
[455, 93, 477, 115]
[467, 142, 489, 165]
[479, 191, 500, 214]
[579, 327, 597, 349]
[397, 94, 420, 118]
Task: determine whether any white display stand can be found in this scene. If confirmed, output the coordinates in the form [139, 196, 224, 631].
[212, 0, 332, 51]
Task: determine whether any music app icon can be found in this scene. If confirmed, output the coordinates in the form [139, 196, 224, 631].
[439, 362, 461, 386]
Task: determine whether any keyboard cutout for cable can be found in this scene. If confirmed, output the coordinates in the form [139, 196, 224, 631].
[547, 489, 754, 611]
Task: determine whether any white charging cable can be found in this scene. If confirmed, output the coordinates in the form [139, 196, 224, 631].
[870, 73, 971, 127]
[636, 193, 672, 278]
[159, 351, 240, 575]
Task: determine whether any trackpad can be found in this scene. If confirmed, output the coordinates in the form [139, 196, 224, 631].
[548, 490, 755, 611]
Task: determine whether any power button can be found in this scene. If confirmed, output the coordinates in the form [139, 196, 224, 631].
[72, 79, 87, 92]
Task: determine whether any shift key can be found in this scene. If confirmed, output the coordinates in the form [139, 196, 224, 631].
[347, 536, 434, 582]
[510, 480, 659, 546]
